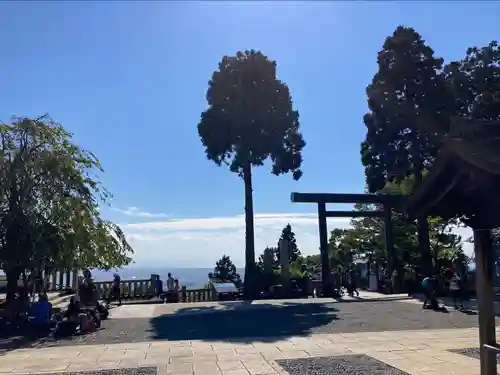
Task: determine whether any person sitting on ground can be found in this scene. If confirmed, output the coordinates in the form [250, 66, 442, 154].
[63, 296, 88, 333]
[31, 293, 53, 330]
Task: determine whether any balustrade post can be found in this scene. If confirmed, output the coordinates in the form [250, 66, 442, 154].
[51, 271, 57, 291]
[65, 270, 71, 290]
[58, 270, 64, 290]
[181, 286, 187, 302]
[71, 270, 79, 292]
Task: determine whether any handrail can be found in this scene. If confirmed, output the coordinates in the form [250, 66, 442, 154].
[483, 344, 500, 353]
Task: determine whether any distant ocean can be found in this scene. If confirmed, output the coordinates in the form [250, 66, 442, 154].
[0, 267, 245, 289]
[89, 267, 245, 289]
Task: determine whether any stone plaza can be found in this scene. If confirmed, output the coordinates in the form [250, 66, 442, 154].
[0, 292, 496, 375]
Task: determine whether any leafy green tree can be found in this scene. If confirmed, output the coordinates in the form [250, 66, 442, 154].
[257, 246, 277, 271]
[0, 116, 133, 301]
[445, 40, 500, 122]
[361, 26, 453, 274]
[212, 255, 241, 285]
[197, 50, 306, 296]
[276, 224, 301, 264]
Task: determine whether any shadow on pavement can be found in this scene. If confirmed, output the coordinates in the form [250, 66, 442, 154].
[0, 324, 49, 355]
[149, 301, 339, 343]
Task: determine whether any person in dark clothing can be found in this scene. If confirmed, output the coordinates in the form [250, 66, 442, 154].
[79, 269, 97, 306]
[62, 296, 89, 334]
[405, 268, 416, 297]
[422, 275, 439, 309]
[78, 269, 100, 322]
[108, 273, 122, 306]
[347, 270, 359, 297]
[156, 275, 163, 298]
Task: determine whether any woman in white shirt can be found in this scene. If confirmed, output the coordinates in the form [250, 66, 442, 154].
[450, 272, 464, 310]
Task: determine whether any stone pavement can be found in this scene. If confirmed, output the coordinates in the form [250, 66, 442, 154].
[0, 295, 495, 374]
[0, 326, 490, 375]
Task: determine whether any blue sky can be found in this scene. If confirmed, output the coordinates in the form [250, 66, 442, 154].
[0, 2, 497, 267]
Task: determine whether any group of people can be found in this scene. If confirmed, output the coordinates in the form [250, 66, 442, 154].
[406, 265, 467, 311]
[8, 269, 102, 335]
[157, 273, 181, 303]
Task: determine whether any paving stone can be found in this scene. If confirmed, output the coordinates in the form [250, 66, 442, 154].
[217, 361, 245, 370]
[17, 367, 157, 375]
[220, 370, 250, 375]
[242, 360, 276, 374]
[2, 300, 490, 350]
[276, 354, 410, 375]
[166, 362, 193, 374]
[449, 347, 500, 363]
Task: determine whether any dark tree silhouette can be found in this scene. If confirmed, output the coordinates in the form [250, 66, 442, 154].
[198, 50, 306, 296]
[361, 26, 452, 274]
[276, 224, 301, 264]
[213, 255, 241, 284]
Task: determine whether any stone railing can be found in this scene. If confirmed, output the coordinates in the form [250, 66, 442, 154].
[93, 279, 217, 302]
[180, 286, 216, 302]
[46, 269, 79, 292]
[94, 277, 156, 300]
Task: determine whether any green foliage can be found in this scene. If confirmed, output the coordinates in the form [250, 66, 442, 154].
[361, 26, 451, 192]
[444, 41, 500, 121]
[257, 246, 277, 272]
[276, 224, 301, 264]
[325, 178, 466, 274]
[0, 116, 133, 299]
[212, 255, 241, 285]
[197, 50, 306, 295]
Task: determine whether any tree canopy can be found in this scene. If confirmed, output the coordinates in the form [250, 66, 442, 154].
[197, 50, 306, 296]
[0, 116, 133, 300]
[361, 26, 451, 191]
[211, 255, 241, 285]
[325, 178, 469, 280]
[359, 27, 500, 274]
[276, 224, 301, 264]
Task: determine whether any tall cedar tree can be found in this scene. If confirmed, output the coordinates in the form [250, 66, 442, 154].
[198, 51, 305, 296]
[361, 26, 452, 274]
[276, 224, 301, 264]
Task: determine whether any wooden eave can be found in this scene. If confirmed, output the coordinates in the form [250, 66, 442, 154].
[406, 118, 500, 223]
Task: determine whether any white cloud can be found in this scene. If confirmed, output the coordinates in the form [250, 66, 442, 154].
[118, 212, 474, 268]
[111, 206, 170, 218]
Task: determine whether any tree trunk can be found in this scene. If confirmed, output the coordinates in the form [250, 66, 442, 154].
[243, 162, 256, 298]
[412, 131, 433, 276]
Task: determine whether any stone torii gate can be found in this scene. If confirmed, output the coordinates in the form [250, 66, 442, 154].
[290, 192, 402, 296]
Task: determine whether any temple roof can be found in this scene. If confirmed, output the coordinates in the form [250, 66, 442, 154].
[406, 118, 500, 228]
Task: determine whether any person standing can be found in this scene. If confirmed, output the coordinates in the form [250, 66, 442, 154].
[165, 273, 175, 303]
[166, 273, 174, 292]
[405, 268, 416, 297]
[108, 273, 122, 306]
[449, 270, 464, 311]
